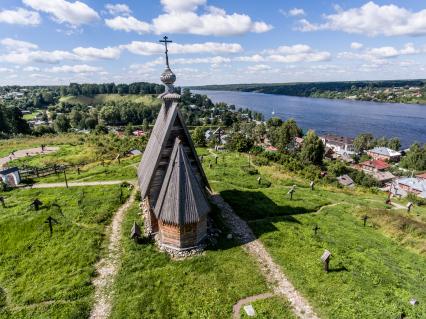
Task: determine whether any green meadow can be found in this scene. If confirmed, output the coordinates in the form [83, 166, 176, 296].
[202, 150, 426, 319]
[0, 185, 130, 319]
[110, 200, 270, 319]
[59, 94, 161, 107]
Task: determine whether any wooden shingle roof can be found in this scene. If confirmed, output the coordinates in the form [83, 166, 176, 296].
[154, 138, 210, 225]
[137, 100, 209, 206]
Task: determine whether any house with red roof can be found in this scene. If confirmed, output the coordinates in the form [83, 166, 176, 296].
[360, 159, 390, 172]
[357, 159, 395, 185]
[416, 172, 426, 180]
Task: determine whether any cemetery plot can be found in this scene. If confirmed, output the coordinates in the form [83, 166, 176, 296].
[203, 150, 426, 319]
[0, 185, 130, 319]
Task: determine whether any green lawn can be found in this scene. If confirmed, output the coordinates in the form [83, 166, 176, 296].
[0, 134, 83, 158]
[4, 140, 140, 183]
[28, 155, 140, 184]
[240, 296, 296, 319]
[23, 112, 40, 120]
[0, 185, 130, 318]
[110, 200, 270, 319]
[59, 94, 161, 107]
[202, 149, 426, 319]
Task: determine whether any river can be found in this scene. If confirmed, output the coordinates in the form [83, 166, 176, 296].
[193, 90, 426, 148]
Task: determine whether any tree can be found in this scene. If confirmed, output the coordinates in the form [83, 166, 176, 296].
[275, 119, 302, 152]
[94, 124, 108, 134]
[192, 127, 207, 147]
[266, 117, 283, 128]
[5, 107, 31, 135]
[53, 115, 71, 133]
[387, 137, 401, 151]
[70, 109, 83, 128]
[354, 133, 375, 153]
[84, 117, 97, 129]
[124, 123, 133, 136]
[142, 118, 149, 133]
[400, 143, 426, 170]
[300, 130, 325, 165]
[226, 132, 254, 153]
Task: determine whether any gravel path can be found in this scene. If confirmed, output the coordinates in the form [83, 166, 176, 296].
[0, 146, 59, 167]
[232, 293, 274, 319]
[210, 194, 319, 319]
[89, 189, 137, 319]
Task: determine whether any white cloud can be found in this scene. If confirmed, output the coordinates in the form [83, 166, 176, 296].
[264, 44, 312, 55]
[73, 46, 121, 59]
[0, 50, 79, 64]
[23, 0, 99, 26]
[338, 43, 422, 62]
[23, 66, 40, 72]
[288, 8, 305, 17]
[235, 54, 265, 62]
[247, 64, 271, 72]
[0, 8, 41, 25]
[105, 16, 151, 34]
[0, 67, 14, 73]
[268, 52, 331, 63]
[152, 10, 272, 36]
[121, 41, 242, 55]
[105, 3, 132, 16]
[297, 1, 426, 36]
[47, 64, 102, 73]
[173, 56, 231, 65]
[161, 0, 206, 13]
[105, 0, 272, 36]
[262, 44, 331, 63]
[0, 38, 38, 51]
[350, 42, 363, 50]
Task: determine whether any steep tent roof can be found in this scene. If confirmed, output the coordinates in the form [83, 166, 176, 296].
[154, 138, 210, 225]
[137, 100, 209, 201]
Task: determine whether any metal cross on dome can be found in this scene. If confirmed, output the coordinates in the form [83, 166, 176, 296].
[159, 36, 172, 67]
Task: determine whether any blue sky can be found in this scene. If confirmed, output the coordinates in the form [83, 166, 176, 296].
[1, 0, 426, 85]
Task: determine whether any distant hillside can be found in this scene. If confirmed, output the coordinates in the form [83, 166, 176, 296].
[59, 94, 162, 107]
[190, 79, 426, 97]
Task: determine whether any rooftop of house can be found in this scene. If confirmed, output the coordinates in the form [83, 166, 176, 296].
[368, 147, 401, 157]
[416, 172, 426, 180]
[360, 159, 390, 170]
[397, 177, 426, 192]
[371, 171, 395, 182]
[337, 174, 355, 187]
[0, 167, 19, 175]
[320, 134, 354, 145]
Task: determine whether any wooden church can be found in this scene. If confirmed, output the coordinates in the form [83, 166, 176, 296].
[138, 37, 211, 251]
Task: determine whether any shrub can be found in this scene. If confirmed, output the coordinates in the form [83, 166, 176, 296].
[241, 165, 258, 175]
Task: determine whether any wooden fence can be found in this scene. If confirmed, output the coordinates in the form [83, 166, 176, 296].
[19, 163, 84, 180]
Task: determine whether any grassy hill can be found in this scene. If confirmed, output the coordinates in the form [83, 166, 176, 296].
[59, 94, 161, 107]
[202, 150, 426, 319]
[0, 185, 130, 318]
[1, 137, 425, 318]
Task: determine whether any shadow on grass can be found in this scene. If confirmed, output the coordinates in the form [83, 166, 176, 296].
[220, 189, 319, 221]
[328, 265, 348, 273]
[204, 189, 324, 251]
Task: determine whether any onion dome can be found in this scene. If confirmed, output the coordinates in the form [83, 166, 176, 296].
[160, 67, 176, 86]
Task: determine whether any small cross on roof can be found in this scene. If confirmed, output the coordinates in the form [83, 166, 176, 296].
[159, 36, 172, 67]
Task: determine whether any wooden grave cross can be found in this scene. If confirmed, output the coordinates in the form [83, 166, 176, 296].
[362, 215, 369, 227]
[130, 221, 141, 243]
[313, 224, 320, 236]
[45, 216, 58, 236]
